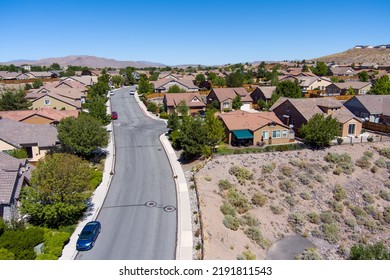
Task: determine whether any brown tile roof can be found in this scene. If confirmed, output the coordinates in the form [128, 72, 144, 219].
[0, 107, 78, 123]
[329, 67, 355, 75]
[218, 110, 289, 132]
[252, 86, 276, 99]
[210, 87, 251, 102]
[27, 92, 82, 109]
[164, 92, 205, 108]
[333, 81, 372, 90]
[348, 95, 390, 115]
[152, 78, 199, 91]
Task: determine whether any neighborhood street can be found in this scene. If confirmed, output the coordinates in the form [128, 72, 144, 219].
[76, 87, 177, 260]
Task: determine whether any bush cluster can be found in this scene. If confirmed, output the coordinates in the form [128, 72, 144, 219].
[251, 192, 268, 207]
[227, 189, 251, 214]
[229, 165, 253, 185]
[244, 227, 270, 249]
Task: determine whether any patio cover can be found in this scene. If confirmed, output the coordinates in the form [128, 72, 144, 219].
[232, 129, 253, 140]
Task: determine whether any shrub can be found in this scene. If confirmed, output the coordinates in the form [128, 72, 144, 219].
[159, 111, 169, 119]
[280, 165, 292, 177]
[344, 217, 357, 228]
[371, 165, 379, 173]
[223, 215, 240, 231]
[262, 162, 276, 174]
[285, 196, 297, 207]
[333, 184, 346, 201]
[297, 247, 322, 260]
[89, 170, 103, 189]
[0, 248, 15, 260]
[237, 249, 256, 260]
[363, 192, 375, 203]
[220, 202, 236, 216]
[350, 206, 367, 219]
[320, 223, 339, 244]
[229, 165, 253, 184]
[244, 227, 270, 249]
[379, 190, 390, 201]
[300, 192, 311, 200]
[241, 214, 259, 227]
[320, 211, 336, 224]
[204, 176, 212, 181]
[298, 174, 310, 185]
[218, 179, 232, 190]
[325, 152, 354, 174]
[364, 205, 382, 220]
[270, 205, 284, 215]
[6, 148, 28, 159]
[328, 199, 344, 213]
[379, 148, 390, 159]
[35, 254, 57, 260]
[375, 157, 387, 168]
[355, 155, 371, 169]
[363, 151, 373, 158]
[349, 242, 390, 260]
[288, 212, 306, 227]
[279, 180, 295, 193]
[251, 192, 268, 207]
[42, 230, 70, 258]
[313, 174, 324, 183]
[146, 102, 158, 113]
[227, 189, 250, 213]
[307, 212, 320, 224]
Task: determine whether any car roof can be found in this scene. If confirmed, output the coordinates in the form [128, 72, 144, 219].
[85, 221, 100, 227]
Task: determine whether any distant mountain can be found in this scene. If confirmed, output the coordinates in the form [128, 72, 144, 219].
[313, 47, 390, 65]
[0, 55, 166, 68]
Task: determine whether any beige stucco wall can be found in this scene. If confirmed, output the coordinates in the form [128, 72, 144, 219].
[0, 139, 17, 151]
[22, 115, 52, 124]
[32, 96, 77, 110]
[340, 119, 362, 137]
[31, 146, 47, 162]
[310, 79, 332, 90]
[254, 124, 291, 145]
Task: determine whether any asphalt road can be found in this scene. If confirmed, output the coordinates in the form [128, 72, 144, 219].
[76, 87, 177, 260]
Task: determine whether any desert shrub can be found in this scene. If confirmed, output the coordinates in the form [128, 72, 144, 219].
[333, 184, 346, 201]
[355, 155, 371, 169]
[296, 247, 322, 260]
[270, 205, 284, 215]
[237, 249, 256, 260]
[289, 159, 306, 168]
[223, 215, 240, 231]
[349, 242, 390, 260]
[379, 190, 390, 201]
[285, 196, 297, 207]
[374, 157, 387, 168]
[298, 174, 310, 185]
[288, 212, 306, 227]
[204, 176, 212, 181]
[280, 165, 292, 177]
[325, 152, 354, 174]
[279, 180, 295, 193]
[307, 212, 320, 224]
[344, 217, 357, 228]
[320, 223, 339, 244]
[251, 192, 268, 207]
[364, 205, 382, 220]
[229, 165, 253, 184]
[328, 199, 344, 213]
[313, 174, 324, 183]
[384, 207, 390, 224]
[322, 164, 330, 172]
[244, 227, 270, 249]
[379, 148, 390, 159]
[241, 214, 259, 227]
[227, 189, 251, 213]
[363, 151, 373, 158]
[350, 205, 367, 219]
[218, 179, 233, 190]
[363, 192, 375, 204]
[300, 192, 311, 200]
[262, 162, 276, 174]
[320, 211, 337, 224]
[220, 202, 236, 217]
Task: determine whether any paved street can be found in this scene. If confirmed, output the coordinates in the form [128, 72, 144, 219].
[76, 87, 177, 260]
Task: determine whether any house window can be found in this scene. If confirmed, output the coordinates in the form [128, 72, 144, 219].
[348, 123, 356, 135]
[272, 130, 281, 138]
[282, 130, 288, 138]
[44, 99, 51, 105]
[223, 101, 229, 108]
[286, 104, 290, 112]
[262, 130, 269, 140]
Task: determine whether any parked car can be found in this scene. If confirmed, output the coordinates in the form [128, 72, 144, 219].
[76, 221, 101, 251]
[109, 91, 115, 95]
[130, 90, 135, 95]
[111, 111, 118, 120]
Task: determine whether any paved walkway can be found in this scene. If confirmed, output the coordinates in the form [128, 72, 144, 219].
[60, 90, 192, 260]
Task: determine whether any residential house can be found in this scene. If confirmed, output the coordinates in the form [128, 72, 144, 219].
[343, 95, 390, 124]
[0, 152, 32, 220]
[163, 92, 206, 115]
[207, 87, 253, 111]
[60, 76, 97, 87]
[151, 78, 199, 93]
[0, 118, 59, 162]
[297, 76, 332, 94]
[218, 110, 292, 146]
[0, 71, 29, 80]
[54, 79, 88, 92]
[0, 107, 78, 125]
[325, 81, 372, 96]
[250, 86, 276, 104]
[328, 67, 356, 77]
[26, 71, 55, 79]
[270, 97, 363, 137]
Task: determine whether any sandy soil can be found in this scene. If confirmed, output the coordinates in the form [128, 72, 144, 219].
[194, 142, 390, 260]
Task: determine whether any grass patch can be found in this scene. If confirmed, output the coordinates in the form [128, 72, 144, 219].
[237, 249, 256, 260]
[362, 192, 375, 204]
[379, 148, 390, 159]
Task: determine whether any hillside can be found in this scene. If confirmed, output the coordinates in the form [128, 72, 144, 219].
[1, 55, 166, 68]
[313, 48, 390, 65]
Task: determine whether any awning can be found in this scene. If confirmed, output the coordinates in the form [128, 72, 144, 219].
[232, 129, 253, 140]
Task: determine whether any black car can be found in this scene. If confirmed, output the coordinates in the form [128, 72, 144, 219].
[76, 221, 101, 251]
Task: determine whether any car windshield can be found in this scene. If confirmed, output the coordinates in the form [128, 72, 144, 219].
[79, 226, 95, 239]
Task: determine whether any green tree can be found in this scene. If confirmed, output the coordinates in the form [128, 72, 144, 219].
[346, 86, 355, 95]
[49, 63, 61, 70]
[88, 81, 110, 99]
[205, 111, 225, 152]
[124, 67, 136, 85]
[225, 71, 245, 87]
[86, 97, 110, 124]
[213, 76, 226, 87]
[349, 242, 390, 260]
[195, 74, 206, 86]
[0, 248, 15, 260]
[311, 61, 328, 76]
[370, 75, 390, 95]
[20, 154, 94, 228]
[138, 74, 153, 94]
[358, 70, 369, 82]
[232, 95, 243, 110]
[275, 80, 302, 98]
[32, 79, 43, 89]
[167, 112, 180, 131]
[207, 72, 217, 82]
[0, 89, 31, 111]
[302, 64, 309, 72]
[265, 68, 279, 86]
[167, 84, 183, 93]
[300, 114, 339, 149]
[176, 100, 189, 116]
[97, 73, 110, 84]
[180, 116, 208, 160]
[111, 75, 125, 88]
[57, 114, 109, 158]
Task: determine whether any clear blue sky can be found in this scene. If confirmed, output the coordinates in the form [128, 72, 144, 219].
[1, 0, 389, 65]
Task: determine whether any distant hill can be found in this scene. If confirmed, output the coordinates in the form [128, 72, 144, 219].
[313, 48, 390, 65]
[0, 55, 166, 68]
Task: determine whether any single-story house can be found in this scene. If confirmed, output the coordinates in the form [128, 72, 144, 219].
[250, 86, 276, 104]
[325, 81, 372, 96]
[27, 86, 86, 104]
[0, 107, 79, 125]
[0, 152, 32, 221]
[163, 92, 206, 115]
[151, 78, 199, 93]
[328, 67, 356, 77]
[207, 87, 253, 112]
[26, 71, 55, 79]
[0, 71, 29, 80]
[343, 95, 390, 124]
[269, 97, 363, 137]
[218, 110, 293, 146]
[60, 76, 98, 86]
[0, 118, 59, 162]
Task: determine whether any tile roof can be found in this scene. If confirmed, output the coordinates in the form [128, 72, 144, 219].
[333, 81, 372, 90]
[0, 107, 78, 123]
[253, 86, 276, 99]
[329, 67, 355, 75]
[27, 92, 82, 109]
[210, 87, 251, 102]
[218, 110, 288, 132]
[0, 118, 59, 148]
[348, 95, 390, 115]
[152, 78, 199, 91]
[164, 92, 205, 108]
[27, 71, 53, 78]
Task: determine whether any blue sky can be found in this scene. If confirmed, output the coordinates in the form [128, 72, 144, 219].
[1, 0, 389, 65]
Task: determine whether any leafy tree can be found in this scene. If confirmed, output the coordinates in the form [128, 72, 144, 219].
[225, 71, 245, 87]
[232, 95, 243, 110]
[257, 99, 268, 111]
[167, 84, 183, 93]
[213, 76, 226, 87]
[138, 74, 153, 94]
[205, 111, 225, 151]
[124, 67, 135, 85]
[275, 80, 302, 98]
[24, 83, 32, 90]
[358, 70, 369, 82]
[370, 75, 390, 95]
[180, 116, 208, 159]
[302, 64, 309, 72]
[88, 81, 110, 99]
[311, 61, 328, 76]
[0, 89, 31, 111]
[49, 63, 61, 70]
[176, 100, 189, 116]
[20, 154, 94, 228]
[32, 79, 43, 89]
[349, 242, 390, 260]
[195, 74, 206, 86]
[149, 71, 159, 81]
[57, 114, 109, 158]
[167, 112, 180, 131]
[265, 68, 279, 86]
[198, 80, 211, 90]
[299, 114, 339, 149]
[111, 75, 125, 88]
[97, 73, 110, 84]
[207, 72, 217, 82]
[86, 97, 110, 125]
[0, 248, 15, 260]
[346, 86, 355, 95]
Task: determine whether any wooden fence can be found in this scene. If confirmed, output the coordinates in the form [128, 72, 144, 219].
[363, 122, 390, 133]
